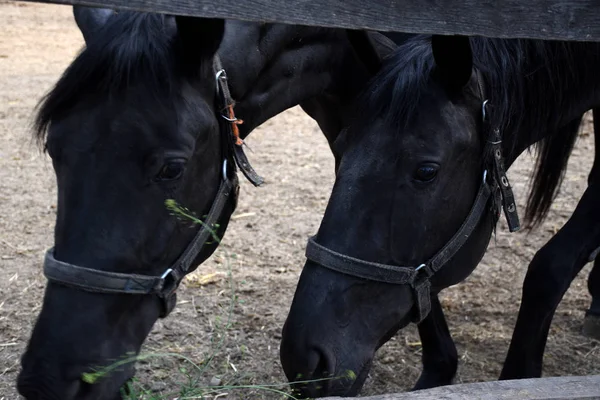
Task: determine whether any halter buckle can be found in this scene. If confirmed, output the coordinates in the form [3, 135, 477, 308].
[414, 263, 433, 280]
[482, 99, 489, 121]
[411, 275, 432, 324]
[160, 268, 174, 280]
[222, 160, 228, 181]
[158, 268, 179, 297]
[221, 114, 240, 123]
[215, 69, 226, 93]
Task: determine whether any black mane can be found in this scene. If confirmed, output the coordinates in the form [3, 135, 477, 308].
[363, 35, 599, 226]
[360, 36, 435, 131]
[34, 12, 179, 144]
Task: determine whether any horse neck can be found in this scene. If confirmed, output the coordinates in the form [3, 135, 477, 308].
[478, 39, 600, 164]
[219, 23, 373, 140]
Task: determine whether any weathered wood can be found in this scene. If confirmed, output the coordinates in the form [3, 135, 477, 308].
[19, 0, 600, 41]
[323, 375, 600, 399]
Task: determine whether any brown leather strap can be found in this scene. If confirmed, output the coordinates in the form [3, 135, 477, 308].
[214, 57, 264, 186]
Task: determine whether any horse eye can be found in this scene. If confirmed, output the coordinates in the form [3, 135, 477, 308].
[154, 160, 186, 182]
[414, 164, 439, 182]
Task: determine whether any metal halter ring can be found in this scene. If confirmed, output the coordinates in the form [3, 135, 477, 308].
[221, 114, 239, 122]
[160, 268, 174, 280]
[160, 268, 175, 294]
[222, 160, 228, 181]
[215, 69, 226, 94]
[482, 99, 489, 121]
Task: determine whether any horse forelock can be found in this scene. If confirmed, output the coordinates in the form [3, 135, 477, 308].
[358, 35, 435, 131]
[33, 12, 190, 146]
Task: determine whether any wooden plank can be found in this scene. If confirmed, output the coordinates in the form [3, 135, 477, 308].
[18, 0, 600, 41]
[324, 375, 600, 399]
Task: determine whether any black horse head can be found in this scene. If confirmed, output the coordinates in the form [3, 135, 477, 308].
[280, 34, 600, 397]
[281, 35, 489, 396]
[18, 7, 388, 399]
[17, 10, 233, 399]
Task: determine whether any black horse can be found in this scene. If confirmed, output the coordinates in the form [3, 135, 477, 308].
[281, 34, 600, 397]
[16, 8, 393, 399]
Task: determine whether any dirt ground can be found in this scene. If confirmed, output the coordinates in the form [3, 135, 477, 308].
[0, 2, 598, 399]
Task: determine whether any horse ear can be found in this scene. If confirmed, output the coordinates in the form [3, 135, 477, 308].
[431, 35, 473, 92]
[73, 6, 114, 44]
[346, 30, 383, 76]
[175, 16, 225, 62]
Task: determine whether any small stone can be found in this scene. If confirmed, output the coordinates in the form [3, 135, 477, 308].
[382, 355, 396, 364]
[149, 381, 167, 392]
[210, 376, 222, 387]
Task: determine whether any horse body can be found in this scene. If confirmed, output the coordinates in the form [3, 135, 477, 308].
[280, 35, 600, 397]
[221, 22, 378, 142]
[17, 9, 386, 399]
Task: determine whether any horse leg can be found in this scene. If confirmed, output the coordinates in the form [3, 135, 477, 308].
[412, 294, 457, 390]
[500, 183, 600, 379]
[582, 108, 600, 339]
[583, 258, 600, 339]
[588, 108, 600, 185]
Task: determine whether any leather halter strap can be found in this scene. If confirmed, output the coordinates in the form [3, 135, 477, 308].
[43, 251, 171, 295]
[477, 70, 520, 232]
[43, 177, 235, 294]
[307, 180, 493, 323]
[305, 69, 520, 324]
[214, 57, 264, 187]
[43, 55, 258, 318]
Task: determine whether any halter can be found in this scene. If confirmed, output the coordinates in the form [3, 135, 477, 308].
[43, 56, 262, 318]
[305, 70, 520, 324]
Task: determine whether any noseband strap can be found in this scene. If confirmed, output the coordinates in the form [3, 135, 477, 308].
[44, 175, 237, 317]
[306, 70, 520, 324]
[306, 182, 492, 323]
[43, 250, 170, 295]
[43, 55, 257, 319]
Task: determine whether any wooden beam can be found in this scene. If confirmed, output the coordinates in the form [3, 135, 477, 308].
[323, 375, 600, 399]
[19, 0, 600, 41]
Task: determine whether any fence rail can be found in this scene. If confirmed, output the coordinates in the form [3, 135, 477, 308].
[325, 375, 600, 400]
[20, 0, 600, 41]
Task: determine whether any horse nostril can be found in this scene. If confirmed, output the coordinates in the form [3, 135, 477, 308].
[312, 347, 333, 385]
[292, 348, 335, 398]
[65, 379, 82, 399]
